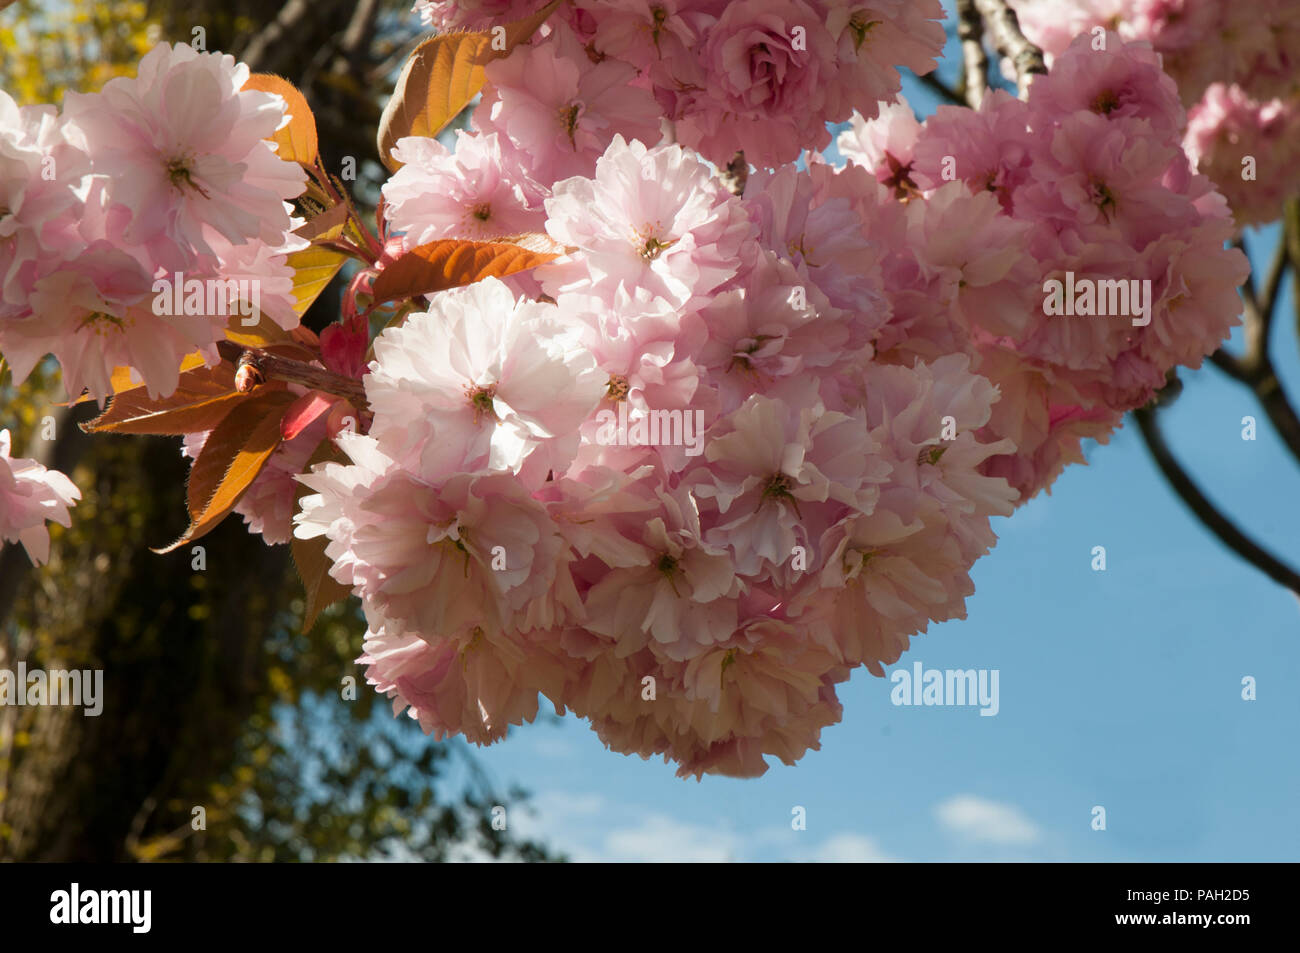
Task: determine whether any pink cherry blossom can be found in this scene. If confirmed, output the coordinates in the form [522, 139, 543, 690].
[5, 242, 207, 402]
[296, 436, 579, 642]
[0, 429, 81, 566]
[836, 98, 923, 198]
[539, 135, 757, 312]
[476, 24, 663, 186]
[361, 620, 569, 745]
[673, 0, 838, 167]
[62, 41, 305, 274]
[383, 132, 546, 246]
[364, 277, 605, 486]
[0, 91, 89, 316]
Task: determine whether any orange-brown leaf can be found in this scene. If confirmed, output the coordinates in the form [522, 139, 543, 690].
[370, 235, 562, 303]
[154, 389, 297, 553]
[69, 352, 209, 405]
[375, 0, 561, 172]
[82, 363, 255, 436]
[243, 73, 319, 166]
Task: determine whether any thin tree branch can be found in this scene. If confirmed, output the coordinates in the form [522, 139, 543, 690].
[216, 340, 369, 412]
[973, 0, 1047, 99]
[956, 0, 988, 109]
[1251, 363, 1300, 463]
[1232, 230, 1288, 370]
[239, 0, 314, 73]
[1285, 197, 1300, 347]
[1208, 349, 1250, 383]
[1134, 404, 1300, 596]
[916, 70, 965, 107]
[1207, 222, 1300, 465]
[1257, 228, 1289, 341]
[1230, 236, 1261, 319]
[336, 0, 380, 78]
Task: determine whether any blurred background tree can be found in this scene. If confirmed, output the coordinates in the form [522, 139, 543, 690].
[0, 0, 561, 862]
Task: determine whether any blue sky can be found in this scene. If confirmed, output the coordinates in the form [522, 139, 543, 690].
[442, 11, 1300, 863]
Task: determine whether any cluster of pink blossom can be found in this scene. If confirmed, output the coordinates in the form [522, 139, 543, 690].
[298, 172, 1017, 774]
[839, 31, 1247, 500]
[409, 0, 947, 168]
[1010, 0, 1300, 225]
[1011, 0, 1300, 102]
[1, 7, 1258, 776]
[0, 42, 307, 404]
[1183, 86, 1300, 229]
[292, 6, 1248, 775]
[0, 429, 80, 566]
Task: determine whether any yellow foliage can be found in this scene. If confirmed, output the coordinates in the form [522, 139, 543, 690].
[0, 0, 160, 104]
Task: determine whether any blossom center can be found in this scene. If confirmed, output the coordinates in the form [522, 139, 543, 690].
[166, 155, 210, 198]
[1091, 89, 1120, 115]
[719, 648, 738, 686]
[437, 522, 475, 576]
[762, 473, 803, 517]
[650, 5, 668, 48]
[917, 445, 946, 466]
[461, 625, 486, 668]
[730, 334, 777, 374]
[657, 552, 682, 597]
[606, 374, 630, 401]
[849, 16, 881, 51]
[470, 202, 493, 222]
[844, 548, 876, 582]
[1088, 178, 1117, 221]
[78, 311, 126, 335]
[787, 234, 816, 266]
[639, 234, 675, 261]
[467, 384, 498, 423]
[558, 102, 581, 148]
[883, 151, 921, 203]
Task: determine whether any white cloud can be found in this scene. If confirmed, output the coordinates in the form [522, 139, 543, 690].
[496, 789, 901, 863]
[935, 795, 1041, 845]
[505, 793, 741, 862]
[600, 814, 743, 863]
[797, 833, 898, 863]
[531, 735, 577, 760]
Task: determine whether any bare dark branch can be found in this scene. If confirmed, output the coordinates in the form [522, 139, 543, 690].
[1134, 404, 1300, 596]
[1208, 221, 1300, 465]
[916, 70, 965, 106]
